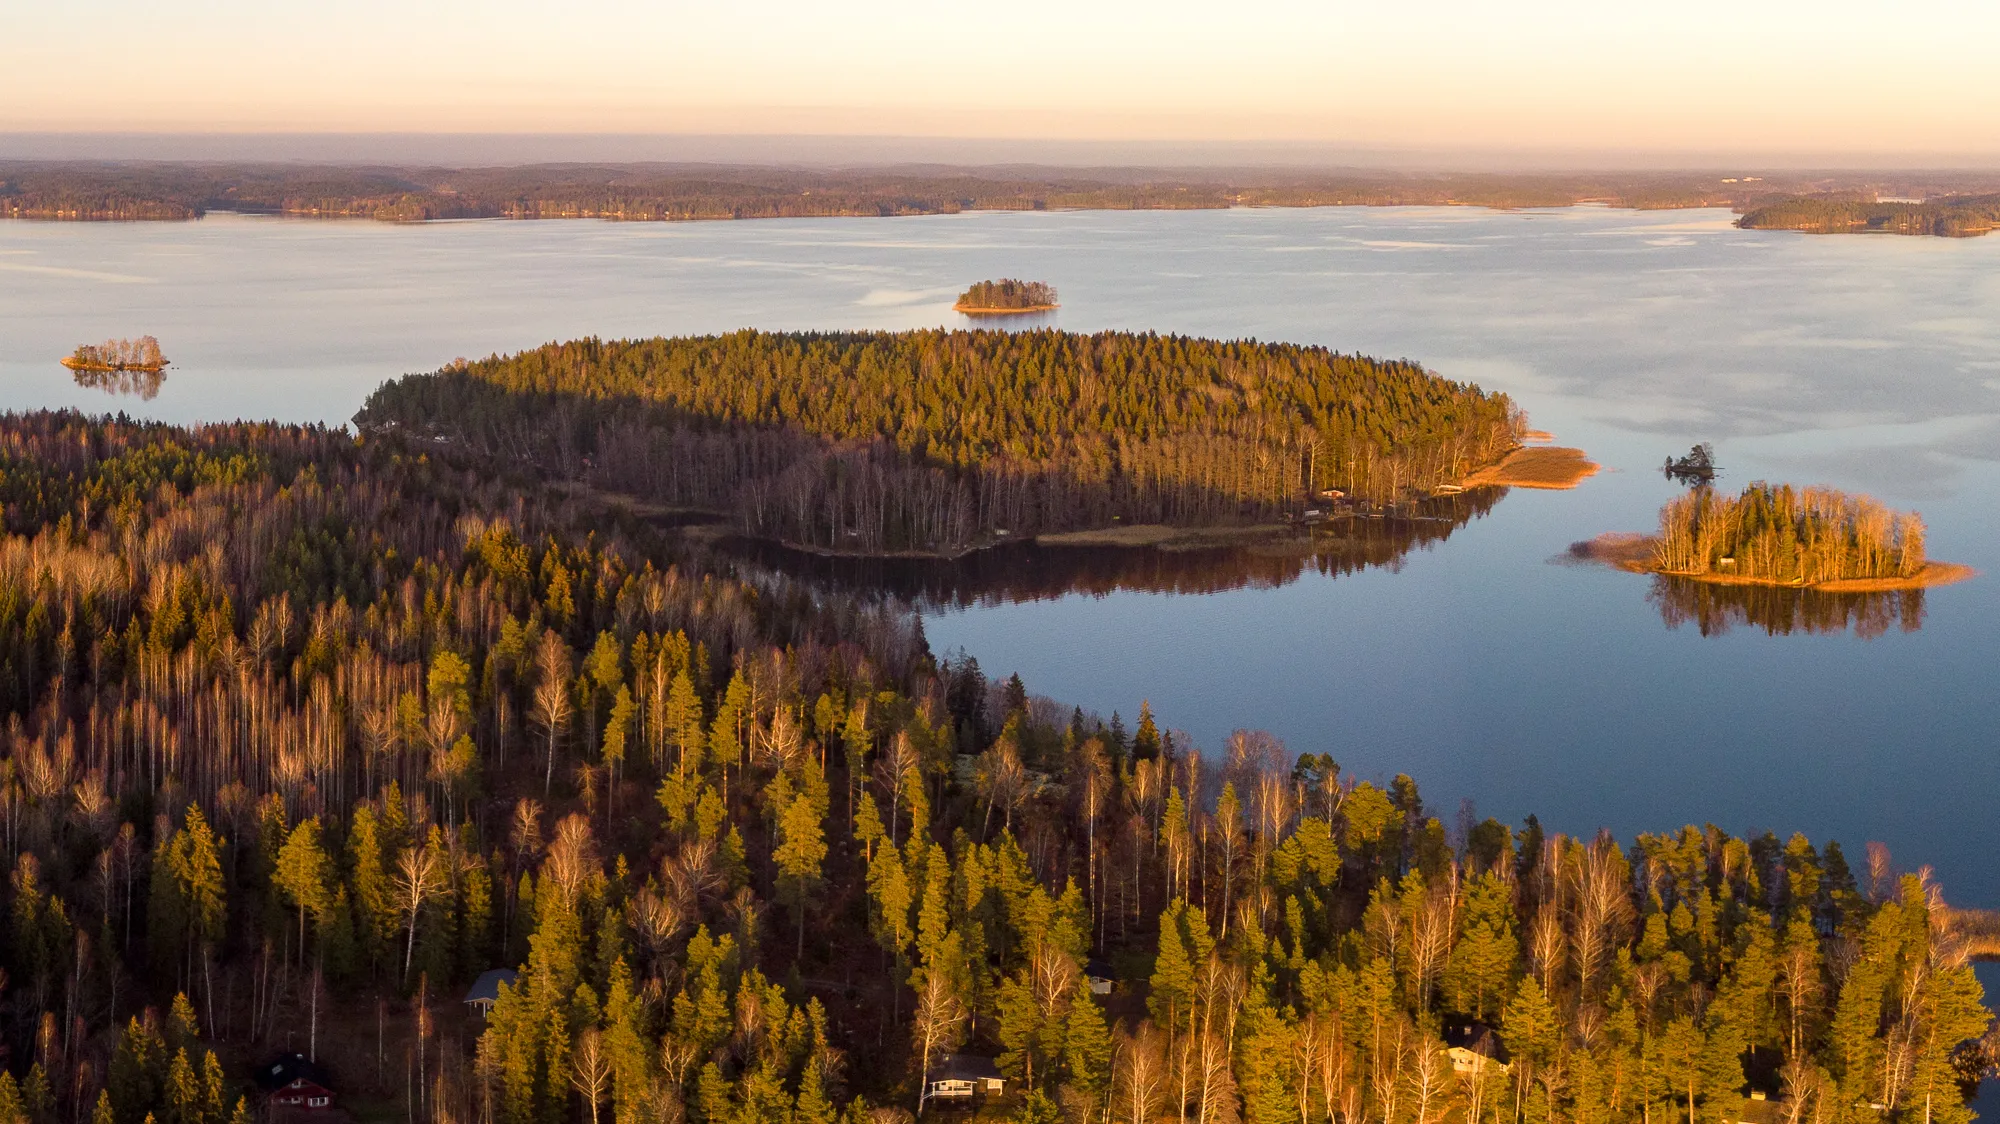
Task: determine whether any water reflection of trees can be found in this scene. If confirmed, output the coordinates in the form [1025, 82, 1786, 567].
[1648, 574, 1924, 639]
[731, 489, 1505, 610]
[71, 366, 166, 400]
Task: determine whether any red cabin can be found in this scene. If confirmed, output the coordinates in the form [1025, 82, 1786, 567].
[255, 1053, 337, 1115]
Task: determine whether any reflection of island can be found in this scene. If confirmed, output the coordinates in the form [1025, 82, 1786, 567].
[1648, 574, 1925, 638]
[1576, 482, 1973, 592]
[954, 279, 1058, 314]
[71, 365, 166, 400]
[725, 490, 1505, 609]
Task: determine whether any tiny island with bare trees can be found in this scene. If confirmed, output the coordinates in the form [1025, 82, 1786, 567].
[61, 336, 169, 373]
[953, 279, 1058, 314]
[1579, 482, 1973, 591]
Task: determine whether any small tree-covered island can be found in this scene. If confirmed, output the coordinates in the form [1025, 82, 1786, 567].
[356, 328, 1548, 556]
[1579, 483, 1974, 591]
[954, 280, 1060, 314]
[0, 409, 1990, 1124]
[61, 336, 169, 373]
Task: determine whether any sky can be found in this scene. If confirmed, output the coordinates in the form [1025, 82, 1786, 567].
[7, 0, 2000, 162]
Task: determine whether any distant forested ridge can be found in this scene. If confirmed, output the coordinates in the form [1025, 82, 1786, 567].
[955, 279, 1057, 312]
[356, 329, 1522, 554]
[6, 161, 1963, 224]
[0, 409, 1990, 1124]
[1737, 194, 2000, 237]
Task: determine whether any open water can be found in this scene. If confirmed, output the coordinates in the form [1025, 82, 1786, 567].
[5, 206, 2000, 908]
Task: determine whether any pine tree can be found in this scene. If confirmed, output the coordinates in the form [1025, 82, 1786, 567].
[775, 773, 829, 961]
[274, 817, 334, 967]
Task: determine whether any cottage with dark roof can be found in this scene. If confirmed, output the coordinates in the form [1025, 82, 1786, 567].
[255, 1053, 336, 1113]
[464, 968, 520, 1017]
[1443, 1022, 1510, 1076]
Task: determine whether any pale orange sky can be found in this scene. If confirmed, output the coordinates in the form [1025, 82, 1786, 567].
[7, 0, 2000, 158]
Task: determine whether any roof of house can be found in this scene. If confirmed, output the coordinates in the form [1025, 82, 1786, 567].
[1084, 959, 1115, 979]
[1443, 1022, 1510, 1064]
[465, 968, 521, 1004]
[933, 1054, 1004, 1082]
[254, 1053, 335, 1095]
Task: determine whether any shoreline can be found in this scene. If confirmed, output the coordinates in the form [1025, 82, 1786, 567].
[1570, 533, 1976, 591]
[61, 358, 169, 373]
[553, 439, 1562, 562]
[953, 302, 1060, 315]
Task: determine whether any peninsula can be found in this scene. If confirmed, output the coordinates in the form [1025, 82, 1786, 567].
[953, 278, 1058, 314]
[355, 328, 1535, 556]
[1738, 194, 2000, 237]
[1577, 482, 1973, 591]
[1459, 444, 1597, 490]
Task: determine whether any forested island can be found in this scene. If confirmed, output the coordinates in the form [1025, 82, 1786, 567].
[0, 408, 1990, 1124]
[61, 337, 169, 373]
[1578, 483, 1973, 591]
[1738, 195, 2000, 237]
[355, 329, 1527, 556]
[10, 161, 1991, 225]
[955, 280, 1058, 314]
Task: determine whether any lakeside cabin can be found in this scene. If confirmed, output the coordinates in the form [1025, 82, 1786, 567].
[1442, 1022, 1509, 1076]
[255, 1053, 337, 1115]
[928, 1054, 1005, 1100]
[464, 968, 520, 1017]
[1084, 958, 1116, 996]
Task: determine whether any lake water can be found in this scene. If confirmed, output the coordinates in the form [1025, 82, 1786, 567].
[6, 206, 2000, 907]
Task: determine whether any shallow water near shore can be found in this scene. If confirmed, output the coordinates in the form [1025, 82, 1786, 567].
[5, 205, 2000, 908]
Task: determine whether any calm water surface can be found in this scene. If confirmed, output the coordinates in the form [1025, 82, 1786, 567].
[6, 207, 2000, 904]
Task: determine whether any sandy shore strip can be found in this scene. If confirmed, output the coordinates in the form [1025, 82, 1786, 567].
[1464, 446, 1599, 489]
[1036, 522, 1290, 549]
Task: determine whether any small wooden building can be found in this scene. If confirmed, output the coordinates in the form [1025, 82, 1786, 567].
[1442, 1022, 1509, 1076]
[1084, 959, 1116, 996]
[928, 1054, 1005, 1100]
[255, 1053, 337, 1114]
[464, 968, 520, 1017]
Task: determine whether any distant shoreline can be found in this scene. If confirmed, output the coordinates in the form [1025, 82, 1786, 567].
[12, 161, 1997, 232]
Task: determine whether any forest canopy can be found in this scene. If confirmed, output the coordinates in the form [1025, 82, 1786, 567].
[1737, 195, 2000, 237]
[0, 410, 1989, 1124]
[355, 329, 1524, 554]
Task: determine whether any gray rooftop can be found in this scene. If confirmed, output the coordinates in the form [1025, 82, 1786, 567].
[464, 968, 520, 1004]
